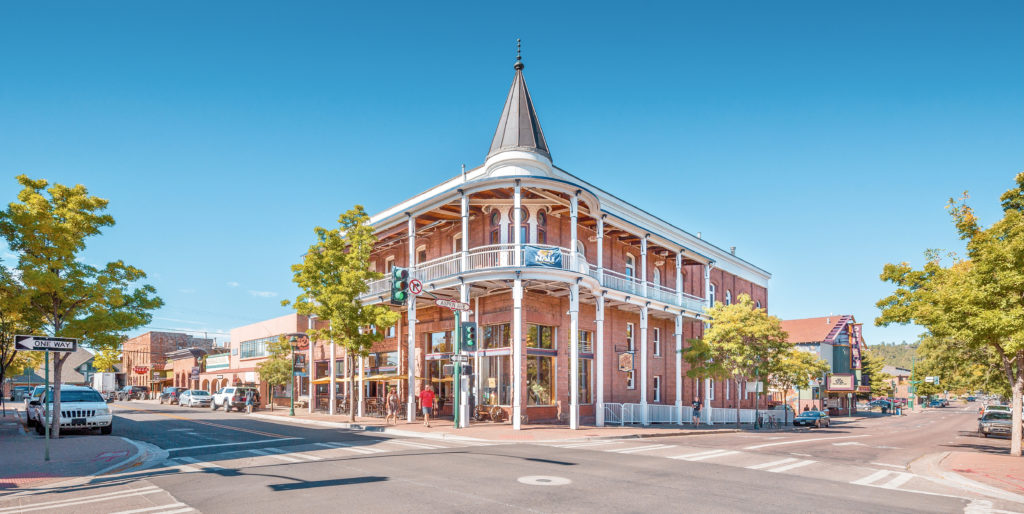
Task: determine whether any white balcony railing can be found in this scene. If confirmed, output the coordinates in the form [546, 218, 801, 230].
[361, 244, 707, 312]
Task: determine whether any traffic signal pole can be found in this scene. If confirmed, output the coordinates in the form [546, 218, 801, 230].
[454, 311, 462, 429]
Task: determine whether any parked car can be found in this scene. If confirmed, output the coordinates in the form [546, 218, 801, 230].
[978, 411, 1016, 438]
[26, 385, 113, 435]
[10, 386, 31, 402]
[211, 387, 260, 412]
[929, 399, 946, 408]
[159, 387, 185, 405]
[24, 386, 46, 427]
[179, 389, 213, 408]
[966, 396, 977, 402]
[118, 385, 148, 401]
[793, 410, 831, 428]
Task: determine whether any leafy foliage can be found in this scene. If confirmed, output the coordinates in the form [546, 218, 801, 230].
[91, 346, 121, 373]
[288, 205, 399, 421]
[684, 293, 790, 426]
[0, 175, 162, 437]
[876, 172, 1024, 456]
[866, 341, 918, 369]
[860, 349, 892, 397]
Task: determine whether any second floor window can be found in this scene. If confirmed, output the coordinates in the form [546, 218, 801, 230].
[490, 211, 501, 244]
[536, 210, 547, 244]
[653, 328, 661, 357]
[508, 207, 529, 244]
[725, 290, 732, 306]
[626, 323, 635, 352]
[625, 254, 636, 278]
[709, 284, 716, 306]
[652, 268, 661, 286]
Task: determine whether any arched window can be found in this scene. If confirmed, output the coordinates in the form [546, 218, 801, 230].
[756, 300, 762, 309]
[652, 268, 661, 286]
[625, 254, 636, 278]
[508, 207, 529, 244]
[536, 210, 547, 244]
[489, 210, 501, 244]
[725, 290, 732, 306]
[576, 240, 585, 257]
[709, 283, 716, 306]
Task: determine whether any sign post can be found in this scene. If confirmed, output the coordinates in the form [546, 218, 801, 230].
[430, 297, 471, 429]
[15, 335, 79, 462]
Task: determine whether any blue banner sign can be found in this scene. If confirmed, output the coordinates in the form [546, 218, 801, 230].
[524, 246, 562, 268]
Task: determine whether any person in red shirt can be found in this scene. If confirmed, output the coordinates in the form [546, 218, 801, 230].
[419, 384, 436, 428]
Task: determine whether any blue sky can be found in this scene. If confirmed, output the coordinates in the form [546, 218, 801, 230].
[1, 1, 1021, 347]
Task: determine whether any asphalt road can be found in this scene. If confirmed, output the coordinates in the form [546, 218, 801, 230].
[0, 400, 1018, 513]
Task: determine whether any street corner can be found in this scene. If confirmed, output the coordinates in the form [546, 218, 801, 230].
[0, 434, 147, 492]
[943, 451, 1024, 498]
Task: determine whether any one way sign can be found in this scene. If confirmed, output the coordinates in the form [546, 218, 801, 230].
[15, 335, 78, 352]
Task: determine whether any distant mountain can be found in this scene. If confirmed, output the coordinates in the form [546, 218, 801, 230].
[867, 341, 918, 369]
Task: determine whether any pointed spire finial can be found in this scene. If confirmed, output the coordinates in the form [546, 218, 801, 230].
[514, 38, 523, 71]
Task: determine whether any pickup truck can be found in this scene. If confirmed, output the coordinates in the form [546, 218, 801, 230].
[211, 386, 260, 412]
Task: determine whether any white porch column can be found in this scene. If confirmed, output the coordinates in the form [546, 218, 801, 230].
[704, 377, 712, 425]
[597, 216, 605, 284]
[358, 355, 365, 417]
[329, 338, 336, 416]
[569, 282, 580, 430]
[674, 314, 683, 424]
[514, 180, 522, 266]
[512, 279, 524, 430]
[406, 214, 417, 422]
[675, 250, 683, 306]
[641, 235, 648, 297]
[461, 192, 469, 271]
[704, 262, 713, 310]
[595, 294, 606, 426]
[640, 304, 649, 425]
[570, 193, 578, 269]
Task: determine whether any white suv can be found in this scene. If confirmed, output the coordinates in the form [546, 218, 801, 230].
[211, 386, 260, 412]
[27, 385, 113, 435]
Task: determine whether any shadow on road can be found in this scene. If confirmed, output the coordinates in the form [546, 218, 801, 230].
[269, 476, 388, 491]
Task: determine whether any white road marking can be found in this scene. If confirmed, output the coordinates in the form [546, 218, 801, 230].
[789, 453, 812, 457]
[315, 441, 385, 454]
[881, 472, 915, 489]
[153, 508, 194, 514]
[387, 439, 445, 449]
[611, 444, 675, 454]
[871, 462, 906, 469]
[766, 460, 816, 473]
[163, 459, 202, 473]
[164, 437, 301, 452]
[852, 469, 892, 486]
[264, 447, 323, 461]
[248, 448, 302, 463]
[744, 434, 868, 450]
[176, 456, 225, 471]
[111, 503, 187, 514]
[746, 458, 798, 470]
[833, 442, 866, 446]
[678, 450, 739, 461]
[0, 487, 163, 513]
[553, 440, 619, 448]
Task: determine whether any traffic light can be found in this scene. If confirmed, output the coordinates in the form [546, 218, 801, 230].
[390, 267, 409, 305]
[461, 321, 477, 351]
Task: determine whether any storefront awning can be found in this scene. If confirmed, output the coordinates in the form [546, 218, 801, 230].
[313, 375, 421, 384]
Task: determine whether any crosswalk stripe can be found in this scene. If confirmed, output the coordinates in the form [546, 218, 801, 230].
[880, 472, 914, 489]
[555, 440, 618, 448]
[176, 456, 224, 471]
[264, 447, 323, 461]
[386, 439, 445, 449]
[670, 449, 730, 460]
[766, 459, 816, 473]
[163, 459, 202, 473]
[745, 458, 798, 470]
[681, 450, 739, 461]
[851, 469, 892, 486]
[111, 503, 187, 514]
[606, 444, 672, 454]
[0, 487, 161, 513]
[315, 441, 383, 454]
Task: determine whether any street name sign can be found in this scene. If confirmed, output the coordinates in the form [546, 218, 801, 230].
[435, 298, 470, 311]
[15, 335, 78, 352]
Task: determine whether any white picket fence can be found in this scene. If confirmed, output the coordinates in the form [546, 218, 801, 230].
[603, 403, 784, 426]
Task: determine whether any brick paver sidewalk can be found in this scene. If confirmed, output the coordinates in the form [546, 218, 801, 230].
[943, 450, 1024, 496]
[0, 408, 144, 492]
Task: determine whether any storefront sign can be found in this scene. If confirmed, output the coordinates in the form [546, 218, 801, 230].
[827, 373, 855, 391]
[190, 366, 200, 381]
[524, 245, 562, 268]
[133, 366, 149, 375]
[618, 352, 634, 372]
[290, 333, 309, 351]
[850, 324, 864, 369]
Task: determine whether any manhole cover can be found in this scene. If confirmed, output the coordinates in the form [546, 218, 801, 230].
[517, 475, 571, 486]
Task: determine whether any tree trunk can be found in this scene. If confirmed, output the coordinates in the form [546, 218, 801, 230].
[735, 378, 742, 429]
[50, 353, 69, 438]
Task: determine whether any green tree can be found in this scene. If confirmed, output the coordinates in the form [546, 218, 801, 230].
[860, 350, 892, 398]
[683, 293, 790, 427]
[91, 346, 121, 373]
[256, 336, 293, 411]
[877, 172, 1024, 456]
[0, 176, 162, 437]
[0, 263, 41, 411]
[287, 205, 399, 422]
[767, 348, 830, 421]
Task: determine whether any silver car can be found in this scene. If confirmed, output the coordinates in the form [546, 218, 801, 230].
[978, 411, 1015, 438]
[179, 389, 213, 408]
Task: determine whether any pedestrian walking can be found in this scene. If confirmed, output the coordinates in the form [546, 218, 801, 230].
[691, 396, 702, 425]
[419, 384, 435, 428]
[245, 389, 254, 414]
[385, 386, 399, 425]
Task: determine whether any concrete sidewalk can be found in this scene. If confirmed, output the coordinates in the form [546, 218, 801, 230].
[0, 408, 145, 492]
[943, 451, 1024, 497]
[248, 407, 776, 442]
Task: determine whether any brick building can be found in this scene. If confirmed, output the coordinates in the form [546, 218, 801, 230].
[345, 55, 771, 430]
[122, 332, 214, 395]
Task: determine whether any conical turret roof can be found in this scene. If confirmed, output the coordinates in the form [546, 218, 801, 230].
[487, 56, 550, 160]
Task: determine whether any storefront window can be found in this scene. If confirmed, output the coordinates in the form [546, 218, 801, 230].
[334, 359, 345, 376]
[428, 331, 454, 353]
[315, 361, 329, 379]
[480, 355, 511, 405]
[579, 330, 592, 352]
[427, 360, 453, 402]
[527, 324, 554, 349]
[483, 323, 510, 349]
[579, 358, 593, 404]
[527, 355, 554, 405]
